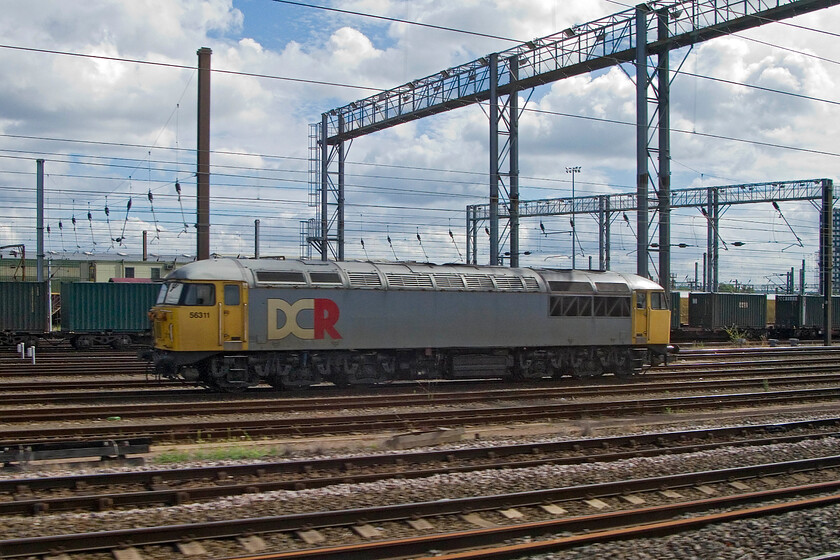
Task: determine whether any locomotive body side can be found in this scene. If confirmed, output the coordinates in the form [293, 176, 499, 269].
[146, 258, 670, 391]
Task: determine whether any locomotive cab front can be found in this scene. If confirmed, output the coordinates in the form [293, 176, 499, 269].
[148, 278, 249, 386]
[632, 288, 671, 364]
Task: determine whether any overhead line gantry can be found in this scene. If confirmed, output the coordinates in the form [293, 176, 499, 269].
[466, 178, 833, 295]
[304, 0, 840, 296]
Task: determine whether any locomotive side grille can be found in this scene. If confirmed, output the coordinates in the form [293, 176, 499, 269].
[386, 273, 434, 288]
[550, 295, 593, 317]
[348, 272, 382, 287]
[492, 276, 524, 290]
[551, 295, 631, 317]
[433, 274, 466, 289]
[463, 275, 495, 290]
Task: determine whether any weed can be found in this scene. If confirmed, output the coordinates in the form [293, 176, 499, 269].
[154, 451, 192, 464]
[723, 325, 748, 345]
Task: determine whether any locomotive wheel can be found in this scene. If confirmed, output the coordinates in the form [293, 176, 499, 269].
[570, 349, 604, 379]
[204, 356, 251, 393]
[334, 355, 387, 386]
[270, 366, 317, 390]
[110, 335, 132, 350]
[612, 348, 636, 378]
[514, 351, 550, 380]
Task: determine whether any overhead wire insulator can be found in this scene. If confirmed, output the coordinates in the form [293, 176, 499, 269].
[87, 203, 97, 249]
[105, 199, 114, 248]
[449, 228, 463, 261]
[770, 200, 804, 248]
[71, 202, 80, 250]
[175, 180, 189, 234]
[416, 229, 429, 261]
[147, 189, 161, 241]
[387, 234, 398, 261]
[116, 197, 132, 245]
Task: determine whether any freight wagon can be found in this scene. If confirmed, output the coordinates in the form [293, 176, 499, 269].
[0, 281, 159, 348]
[774, 294, 840, 338]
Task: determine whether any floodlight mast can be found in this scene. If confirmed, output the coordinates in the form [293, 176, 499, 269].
[307, 0, 840, 279]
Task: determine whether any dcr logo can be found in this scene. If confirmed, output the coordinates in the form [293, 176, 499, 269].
[267, 298, 341, 340]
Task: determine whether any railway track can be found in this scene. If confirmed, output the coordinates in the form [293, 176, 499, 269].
[0, 351, 148, 376]
[0, 373, 836, 410]
[3, 386, 840, 444]
[1, 418, 838, 516]
[2, 454, 838, 559]
[2, 372, 840, 421]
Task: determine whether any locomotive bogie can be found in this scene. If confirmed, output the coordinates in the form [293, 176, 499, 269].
[146, 259, 671, 391]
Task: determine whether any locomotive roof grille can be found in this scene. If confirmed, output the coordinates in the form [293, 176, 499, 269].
[348, 271, 382, 287]
[310, 272, 343, 284]
[523, 277, 540, 290]
[386, 273, 434, 288]
[549, 280, 593, 293]
[256, 271, 306, 284]
[464, 275, 495, 290]
[433, 274, 466, 289]
[492, 276, 524, 290]
[595, 282, 631, 294]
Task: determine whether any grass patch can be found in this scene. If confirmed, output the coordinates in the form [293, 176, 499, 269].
[153, 446, 285, 464]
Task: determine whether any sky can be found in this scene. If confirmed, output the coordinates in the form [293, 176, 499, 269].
[0, 0, 839, 291]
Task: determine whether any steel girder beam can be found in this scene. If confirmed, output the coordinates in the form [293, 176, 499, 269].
[488, 54, 521, 266]
[636, 5, 651, 279]
[657, 8, 672, 293]
[820, 179, 833, 343]
[469, 179, 827, 219]
[301, 115, 345, 260]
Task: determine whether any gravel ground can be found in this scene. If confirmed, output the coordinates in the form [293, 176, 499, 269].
[3, 435, 840, 539]
[3, 408, 840, 559]
[520, 503, 840, 560]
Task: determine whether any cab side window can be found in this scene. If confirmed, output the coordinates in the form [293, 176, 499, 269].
[182, 284, 215, 306]
[650, 292, 668, 310]
[224, 285, 240, 306]
[636, 292, 646, 309]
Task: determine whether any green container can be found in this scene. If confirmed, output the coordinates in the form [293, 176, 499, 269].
[775, 295, 840, 329]
[60, 282, 159, 332]
[688, 292, 767, 330]
[0, 282, 49, 332]
[670, 291, 681, 329]
[774, 295, 804, 328]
